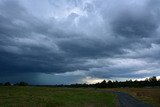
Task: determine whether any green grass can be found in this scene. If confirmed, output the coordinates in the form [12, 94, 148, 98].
[0, 86, 116, 107]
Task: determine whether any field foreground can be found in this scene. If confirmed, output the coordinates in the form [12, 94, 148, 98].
[0, 86, 116, 107]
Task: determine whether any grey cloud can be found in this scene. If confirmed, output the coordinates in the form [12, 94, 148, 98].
[102, 0, 159, 38]
[86, 58, 160, 79]
[0, 0, 160, 84]
[58, 37, 126, 58]
[111, 12, 158, 38]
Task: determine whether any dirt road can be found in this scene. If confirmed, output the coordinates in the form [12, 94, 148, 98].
[115, 92, 153, 107]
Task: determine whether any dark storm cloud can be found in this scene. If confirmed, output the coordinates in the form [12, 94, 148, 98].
[99, 0, 160, 39]
[111, 12, 158, 38]
[0, 0, 68, 75]
[58, 37, 126, 58]
[0, 0, 160, 84]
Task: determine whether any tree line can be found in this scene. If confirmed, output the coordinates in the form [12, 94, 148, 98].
[0, 81, 28, 86]
[0, 76, 160, 88]
[56, 76, 160, 88]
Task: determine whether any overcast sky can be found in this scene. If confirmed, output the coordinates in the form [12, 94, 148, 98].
[0, 0, 160, 85]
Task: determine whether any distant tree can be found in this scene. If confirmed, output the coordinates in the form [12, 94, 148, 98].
[127, 79, 133, 88]
[4, 82, 11, 86]
[107, 80, 113, 88]
[112, 80, 118, 88]
[149, 76, 157, 82]
[15, 81, 29, 86]
[19, 81, 28, 86]
[108, 80, 112, 84]
[145, 78, 149, 82]
[98, 80, 107, 88]
[132, 80, 138, 87]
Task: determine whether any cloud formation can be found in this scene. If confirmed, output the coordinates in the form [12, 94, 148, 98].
[0, 0, 160, 84]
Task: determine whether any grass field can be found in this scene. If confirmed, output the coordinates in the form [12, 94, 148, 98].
[0, 86, 116, 107]
[107, 88, 160, 107]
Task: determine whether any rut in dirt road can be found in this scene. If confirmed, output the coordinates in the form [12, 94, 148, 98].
[115, 92, 153, 107]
